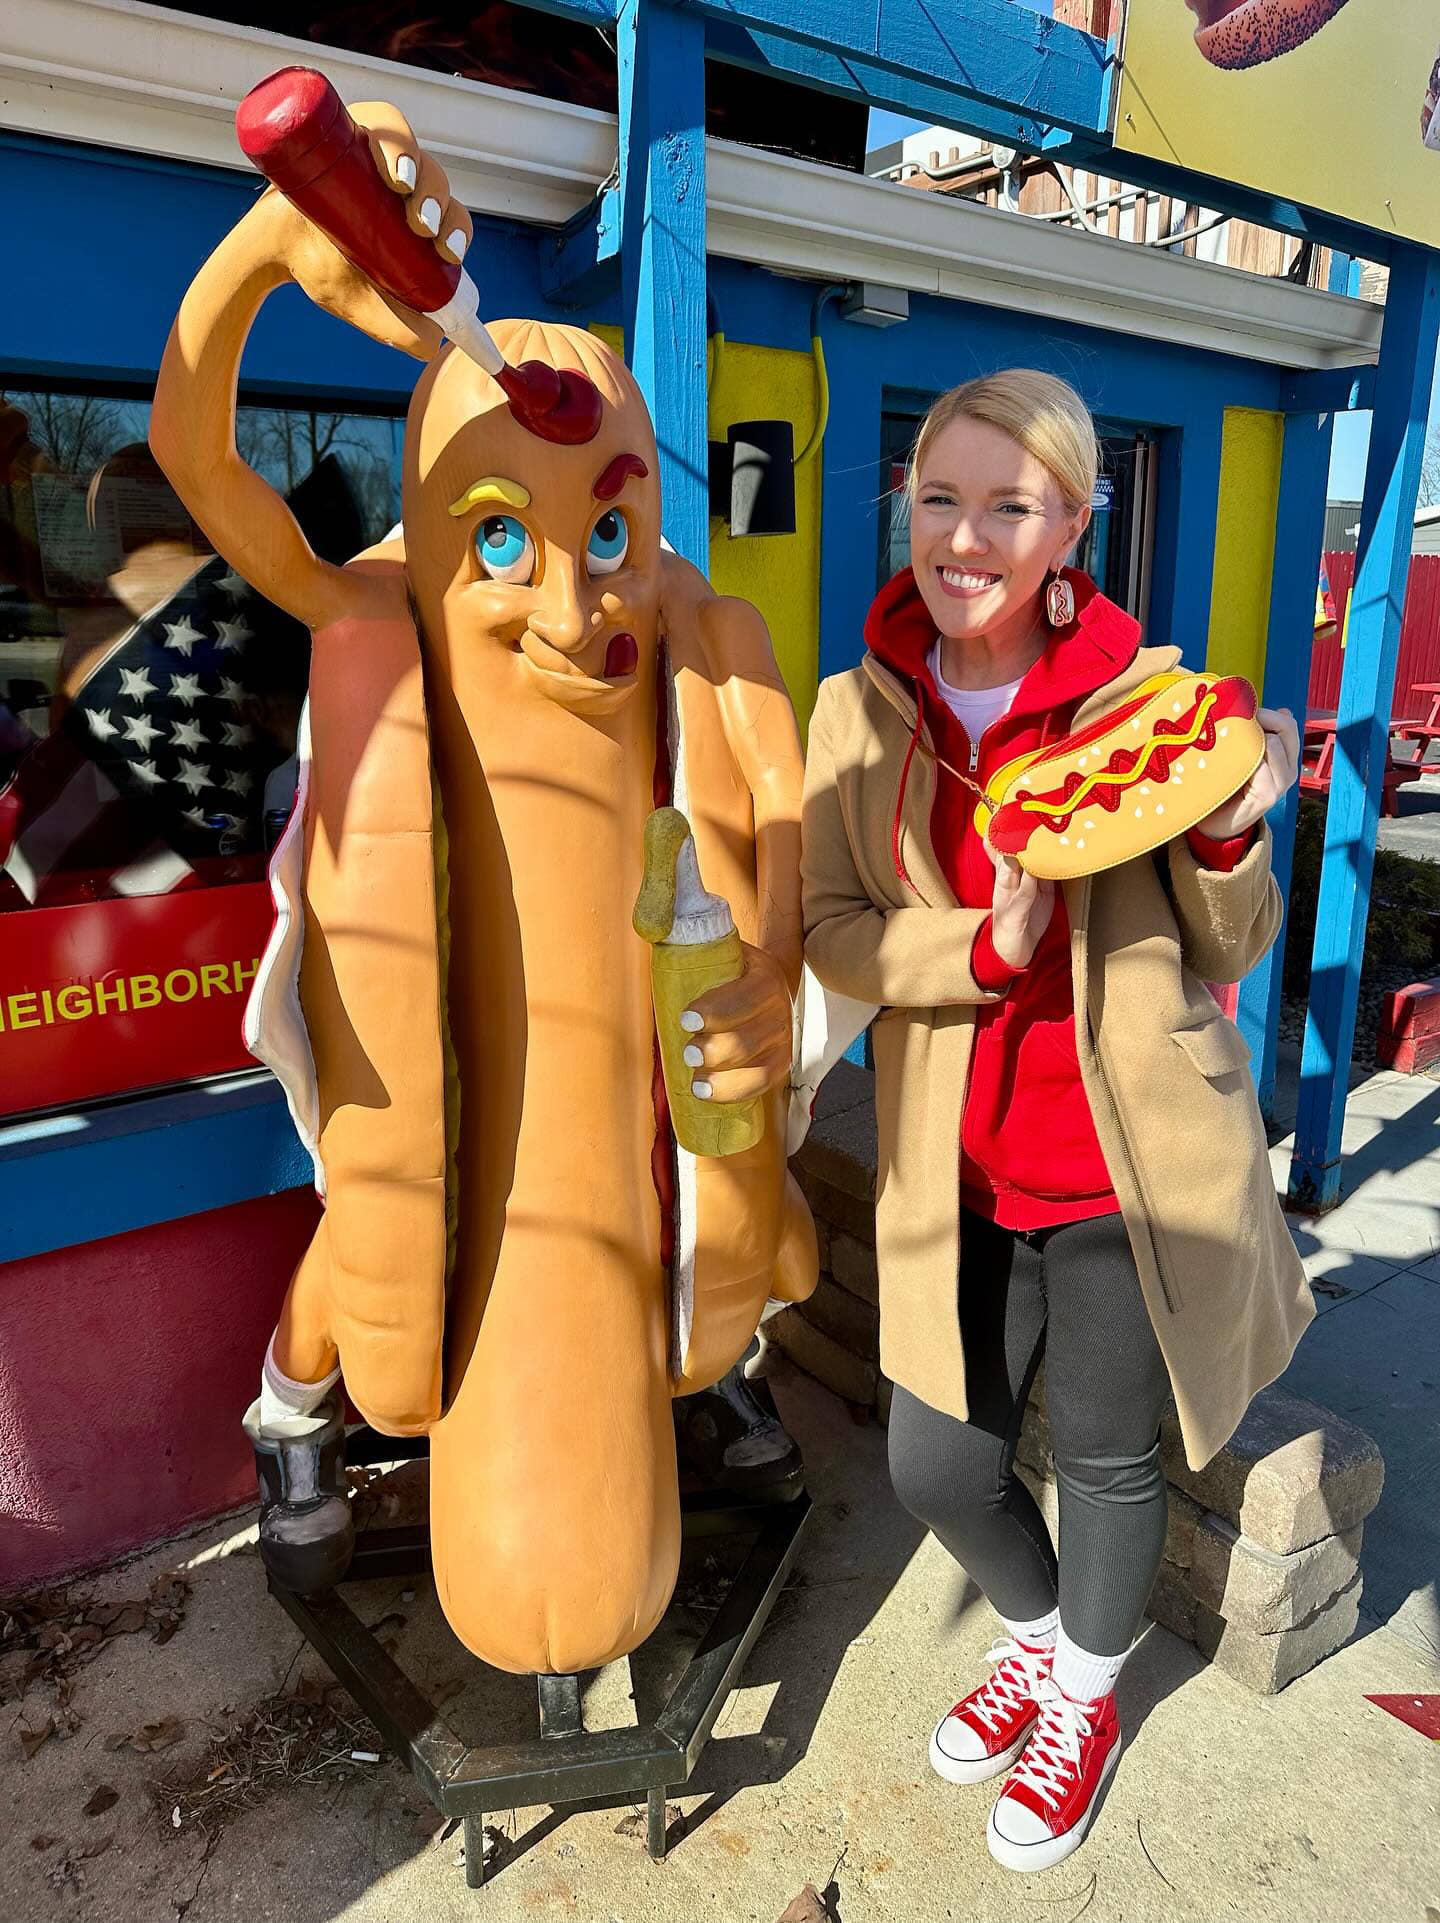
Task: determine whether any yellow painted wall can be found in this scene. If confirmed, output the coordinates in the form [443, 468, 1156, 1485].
[593, 325, 824, 733]
[1207, 407, 1284, 691]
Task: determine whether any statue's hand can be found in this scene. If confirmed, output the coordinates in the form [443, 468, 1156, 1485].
[681, 942, 794, 1105]
[248, 101, 473, 362]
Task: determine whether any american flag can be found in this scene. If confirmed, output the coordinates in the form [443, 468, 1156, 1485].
[0, 557, 306, 910]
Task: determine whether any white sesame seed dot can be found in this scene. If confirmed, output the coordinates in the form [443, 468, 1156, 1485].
[1135, 806, 1143, 818]
[1172, 701, 1183, 714]
[1085, 820, 1096, 831]
[1078, 755, 1088, 767]
[1197, 758, 1206, 769]
[1130, 719, 1140, 730]
[1059, 836, 1070, 845]
[1156, 803, 1164, 815]
[1077, 838, 1086, 849]
[1218, 726, 1228, 739]
[1140, 785, 1151, 796]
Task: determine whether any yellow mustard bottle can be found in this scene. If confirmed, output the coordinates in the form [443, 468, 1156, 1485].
[633, 807, 765, 1158]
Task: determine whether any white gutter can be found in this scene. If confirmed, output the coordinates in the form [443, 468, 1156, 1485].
[2, 0, 1382, 372]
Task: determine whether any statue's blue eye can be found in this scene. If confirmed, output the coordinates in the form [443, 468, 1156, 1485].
[586, 509, 629, 576]
[475, 515, 535, 585]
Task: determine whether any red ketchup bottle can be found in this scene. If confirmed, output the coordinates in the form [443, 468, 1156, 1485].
[236, 66, 460, 316]
[234, 67, 602, 443]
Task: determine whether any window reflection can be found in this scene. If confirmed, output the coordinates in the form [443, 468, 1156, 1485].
[0, 388, 402, 910]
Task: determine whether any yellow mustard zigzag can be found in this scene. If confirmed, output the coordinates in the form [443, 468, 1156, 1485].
[1017, 692, 1217, 818]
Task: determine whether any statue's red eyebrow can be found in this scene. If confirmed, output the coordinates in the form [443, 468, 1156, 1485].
[593, 453, 649, 500]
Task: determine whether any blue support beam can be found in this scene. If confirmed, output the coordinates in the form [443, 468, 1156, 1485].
[1288, 246, 1440, 1211]
[1236, 408, 1334, 1117]
[1277, 366, 1374, 418]
[543, 185, 622, 308]
[704, 20, 1092, 151]
[619, 0, 710, 568]
[679, 0, 1112, 136]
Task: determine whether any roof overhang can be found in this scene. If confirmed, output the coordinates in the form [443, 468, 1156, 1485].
[2, 0, 1383, 372]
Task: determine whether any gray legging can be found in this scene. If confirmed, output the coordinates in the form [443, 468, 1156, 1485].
[888, 1208, 1171, 1657]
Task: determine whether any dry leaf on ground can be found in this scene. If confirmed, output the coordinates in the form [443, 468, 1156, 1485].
[108, 1716, 186, 1754]
[613, 1804, 685, 1842]
[83, 1786, 120, 1818]
[777, 1886, 830, 1923]
[19, 1717, 56, 1760]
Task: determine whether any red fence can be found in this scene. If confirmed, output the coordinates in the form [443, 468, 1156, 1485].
[1308, 552, 1440, 722]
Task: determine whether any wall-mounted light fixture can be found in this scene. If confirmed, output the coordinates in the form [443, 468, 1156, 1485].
[708, 280, 909, 537]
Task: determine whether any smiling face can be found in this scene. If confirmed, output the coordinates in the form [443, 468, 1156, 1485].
[406, 322, 663, 718]
[908, 415, 1089, 652]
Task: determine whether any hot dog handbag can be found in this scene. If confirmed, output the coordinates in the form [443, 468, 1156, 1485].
[970, 672, 1266, 881]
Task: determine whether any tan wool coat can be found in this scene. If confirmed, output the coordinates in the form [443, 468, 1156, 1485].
[801, 646, 1314, 1471]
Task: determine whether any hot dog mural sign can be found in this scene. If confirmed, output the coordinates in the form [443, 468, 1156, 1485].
[1115, 1, 1440, 251]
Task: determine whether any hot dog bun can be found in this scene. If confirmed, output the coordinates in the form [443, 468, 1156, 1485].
[1185, 0, 1351, 71]
[976, 671, 1265, 882]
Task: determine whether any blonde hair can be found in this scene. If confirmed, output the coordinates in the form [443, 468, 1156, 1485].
[907, 370, 1098, 516]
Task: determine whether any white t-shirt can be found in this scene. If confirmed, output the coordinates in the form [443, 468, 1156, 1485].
[927, 640, 1024, 749]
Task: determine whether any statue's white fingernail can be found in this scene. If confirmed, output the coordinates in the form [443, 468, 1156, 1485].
[395, 154, 417, 189]
[680, 1010, 704, 1032]
[445, 227, 468, 260]
[418, 197, 441, 234]
[682, 1045, 704, 1068]
[692, 1080, 713, 1101]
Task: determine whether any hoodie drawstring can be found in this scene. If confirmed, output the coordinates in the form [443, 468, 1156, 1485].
[890, 684, 1066, 893]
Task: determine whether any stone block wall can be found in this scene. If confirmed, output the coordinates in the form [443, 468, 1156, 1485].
[774, 1062, 1385, 1695]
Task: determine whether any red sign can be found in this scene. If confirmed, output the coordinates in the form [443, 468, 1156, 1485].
[0, 883, 274, 1117]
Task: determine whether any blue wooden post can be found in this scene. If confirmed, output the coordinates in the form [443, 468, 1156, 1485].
[816, 324, 882, 685]
[1288, 246, 1440, 1210]
[1236, 409, 1333, 1117]
[618, 0, 709, 568]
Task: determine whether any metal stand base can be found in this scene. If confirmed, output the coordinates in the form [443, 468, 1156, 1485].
[267, 1438, 809, 1889]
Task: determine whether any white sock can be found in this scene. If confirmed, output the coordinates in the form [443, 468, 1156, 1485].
[1051, 1625, 1128, 1703]
[999, 1606, 1059, 1649]
[259, 1335, 341, 1433]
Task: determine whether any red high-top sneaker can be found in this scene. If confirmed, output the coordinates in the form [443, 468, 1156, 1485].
[986, 1678, 1121, 1872]
[928, 1638, 1053, 1785]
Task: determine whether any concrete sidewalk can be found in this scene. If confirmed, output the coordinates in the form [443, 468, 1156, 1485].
[2, 1065, 1439, 1923]
[1273, 1062, 1440, 1667]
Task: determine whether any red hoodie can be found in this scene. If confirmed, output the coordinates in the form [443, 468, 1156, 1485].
[863, 567, 1246, 1232]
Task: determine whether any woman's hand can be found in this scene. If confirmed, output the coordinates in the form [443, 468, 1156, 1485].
[986, 838, 1056, 971]
[681, 943, 794, 1103]
[1193, 706, 1300, 841]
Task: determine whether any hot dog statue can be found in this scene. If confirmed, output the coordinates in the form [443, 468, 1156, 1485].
[976, 671, 1265, 881]
[150, 69, 816, 1677]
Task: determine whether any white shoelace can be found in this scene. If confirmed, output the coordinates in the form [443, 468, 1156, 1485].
[1006, 1678, 1093, 1810]
[964, 1639, 1050, 1736]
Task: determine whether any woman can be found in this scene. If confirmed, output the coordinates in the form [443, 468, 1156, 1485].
[800, 371, 1310, 1873]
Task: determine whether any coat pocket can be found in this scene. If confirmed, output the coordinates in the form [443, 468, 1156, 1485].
[1171, 1017, 1251, 1081]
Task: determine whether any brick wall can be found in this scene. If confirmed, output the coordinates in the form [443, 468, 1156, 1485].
[776, 1064, 1383, 1693]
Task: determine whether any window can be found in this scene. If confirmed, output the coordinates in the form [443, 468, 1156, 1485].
[0, 385, 403, 1116]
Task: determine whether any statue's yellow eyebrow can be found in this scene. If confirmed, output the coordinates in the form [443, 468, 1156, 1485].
[447, 476, 531, 516]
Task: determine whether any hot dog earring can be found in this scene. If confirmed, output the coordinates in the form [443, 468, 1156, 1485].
[1045, 567, 1076, 630]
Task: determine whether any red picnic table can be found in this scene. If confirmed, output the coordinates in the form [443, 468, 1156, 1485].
[1395, 682, 1440, 767]
[1301, 710, 1423, 817]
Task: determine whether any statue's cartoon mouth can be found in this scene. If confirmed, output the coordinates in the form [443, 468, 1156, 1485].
[516, 627, 641, 712]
